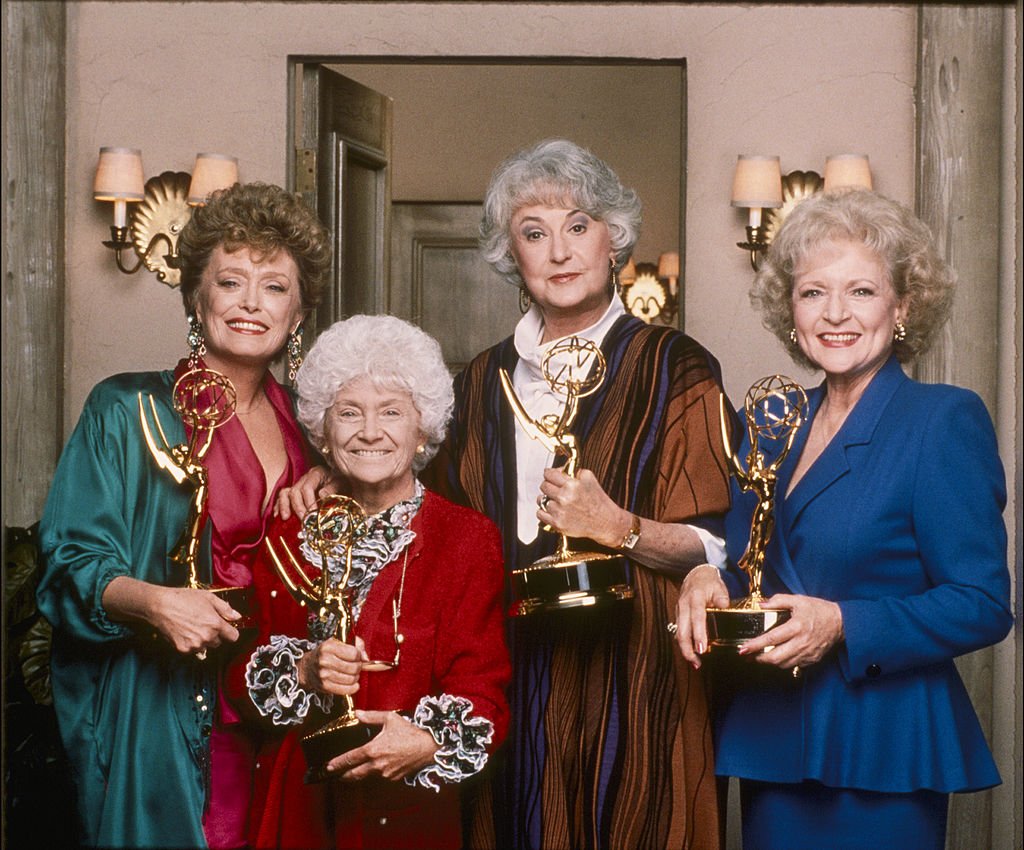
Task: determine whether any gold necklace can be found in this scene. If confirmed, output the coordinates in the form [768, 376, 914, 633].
[362, 546, 410, 671]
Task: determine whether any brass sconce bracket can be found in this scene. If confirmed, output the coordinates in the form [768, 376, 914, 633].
[620, 260, 679, 325]
[100, 171, 192, 286]
[131, 171, 192, 286]
[736, 225, 770, 271]
[737, 170, 824, 271]
[761, 170, 823, 246]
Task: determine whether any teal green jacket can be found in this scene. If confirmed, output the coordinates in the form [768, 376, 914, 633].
[38, 370, 216, 848]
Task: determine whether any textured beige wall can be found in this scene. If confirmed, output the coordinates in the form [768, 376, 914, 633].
[65, 3, 916, 430]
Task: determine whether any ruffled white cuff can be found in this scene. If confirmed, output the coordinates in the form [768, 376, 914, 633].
[404, 693, 494, 792]
[246, 634, 334, 726]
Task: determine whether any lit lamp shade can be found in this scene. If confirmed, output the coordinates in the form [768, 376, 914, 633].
[658, 251, 680, 295]
[187, 153, 239, 205]
[730, 155, 783, 209]
[824, 154, 872, 191]
[657, 251, 680, 279]
[94, 147, 145, 228]
[94, 147, 145, 200]
[731, 155, 782, 228]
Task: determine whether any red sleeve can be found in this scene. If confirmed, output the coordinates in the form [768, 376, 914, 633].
[222, 514, 313, 727]
[429, 502, 512, 750]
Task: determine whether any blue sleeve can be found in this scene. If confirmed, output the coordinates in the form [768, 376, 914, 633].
[838, 390, 1012, 680]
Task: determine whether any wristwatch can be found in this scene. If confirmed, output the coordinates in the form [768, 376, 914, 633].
[619, 514, 642, 550]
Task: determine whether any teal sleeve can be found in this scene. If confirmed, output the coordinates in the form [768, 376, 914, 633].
[38, 374, 187, 643]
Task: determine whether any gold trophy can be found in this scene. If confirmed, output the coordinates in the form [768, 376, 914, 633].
[264, 494, 378, 783]
[500, 337, 633, 616]
[707, 375, 808, 648]
[138, 368, 253, 630]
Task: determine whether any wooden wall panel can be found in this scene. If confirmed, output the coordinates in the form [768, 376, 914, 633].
[915, 8, 1011, 850]
[2, 1, 66, 529]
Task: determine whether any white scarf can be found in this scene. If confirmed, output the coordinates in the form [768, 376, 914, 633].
[510, 297, 626, 543]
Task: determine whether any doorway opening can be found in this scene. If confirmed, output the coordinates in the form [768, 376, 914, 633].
[288, 58, 685, 365]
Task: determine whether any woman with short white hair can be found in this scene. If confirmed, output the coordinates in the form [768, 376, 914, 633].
[238, 314, 510, 850]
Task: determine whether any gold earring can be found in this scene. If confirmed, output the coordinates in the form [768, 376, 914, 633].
[519, 287, 531, 314]
[287, 327, 304, 381]
[789, 328, 798, 345]
[893, 320, 907, 342]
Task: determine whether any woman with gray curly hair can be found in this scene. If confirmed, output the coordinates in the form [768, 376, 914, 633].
[279, 142, 732, 847]
[239, 314, 510, 849]
[436, 139, 732, 848]
[674, 189, 1011, 849]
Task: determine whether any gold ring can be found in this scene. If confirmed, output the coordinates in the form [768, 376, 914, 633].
[539, 495, 551, 511]
[666, 622, 678, 634]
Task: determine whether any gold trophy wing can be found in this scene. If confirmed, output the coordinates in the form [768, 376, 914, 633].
[138, 393, 188, 485]
[498, 368, 563, 454]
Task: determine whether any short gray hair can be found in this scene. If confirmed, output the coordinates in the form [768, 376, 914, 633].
[295, 314, 454, 472]
[480, 139, 642, 287]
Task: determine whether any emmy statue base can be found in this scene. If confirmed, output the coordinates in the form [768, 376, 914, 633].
[301, 714, 379, 784]
[510, 551, 633, 616]
[206, 585, 256, 636]
[706, 604, 791, 650]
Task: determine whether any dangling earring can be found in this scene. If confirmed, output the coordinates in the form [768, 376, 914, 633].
[789, 328, 798, 345]
[610, 259, 621, 295]
[187, 314, 207, 368]
[287, 327, 304, 381]
[519, 287, 532, 314]
[893, 319, 907, 342]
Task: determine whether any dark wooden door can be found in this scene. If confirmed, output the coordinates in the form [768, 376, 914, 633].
[298, 66, 392, 333]
[389, 203, 519, 372]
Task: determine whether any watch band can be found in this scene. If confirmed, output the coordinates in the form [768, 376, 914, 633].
[619, 513, 642, 550]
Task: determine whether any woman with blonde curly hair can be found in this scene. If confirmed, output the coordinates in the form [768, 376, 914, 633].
[39, 182, 330, 848]
[673, 189, 1011, 849]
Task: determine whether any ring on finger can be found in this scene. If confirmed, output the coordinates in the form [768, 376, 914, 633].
[666, 622, 678, 634]
[539, 495, 551, 511]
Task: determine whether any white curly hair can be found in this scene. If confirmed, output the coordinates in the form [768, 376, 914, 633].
[295, 314, 454, 473]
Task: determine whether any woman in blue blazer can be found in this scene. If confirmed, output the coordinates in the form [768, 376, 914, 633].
[673, 189, 1012, 849]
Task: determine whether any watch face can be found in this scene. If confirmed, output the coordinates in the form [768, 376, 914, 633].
[621, 517, 641, 550]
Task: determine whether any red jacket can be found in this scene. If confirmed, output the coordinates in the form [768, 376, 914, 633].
[229, 490, 511, 849]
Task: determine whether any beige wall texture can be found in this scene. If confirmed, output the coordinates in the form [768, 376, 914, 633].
[66, 2, 917, 426]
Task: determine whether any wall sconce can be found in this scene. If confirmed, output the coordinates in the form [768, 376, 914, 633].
[95, 148, 238, 286]
[732, 153, 872, 270]
[731, 155, 784, 270]
[619, 252, 680, 324]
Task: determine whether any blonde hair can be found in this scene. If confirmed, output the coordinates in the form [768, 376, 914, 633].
[751, 188, 955, 367]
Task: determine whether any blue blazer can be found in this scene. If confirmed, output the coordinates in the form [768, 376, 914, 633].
[715, 356, 1012, 793]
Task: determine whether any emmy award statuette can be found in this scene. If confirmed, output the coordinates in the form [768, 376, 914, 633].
[264, 495, 379, 783]
[706, 375, 808, 649]
[499, 337, 633, 616]
[138, 368, 254, 630]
